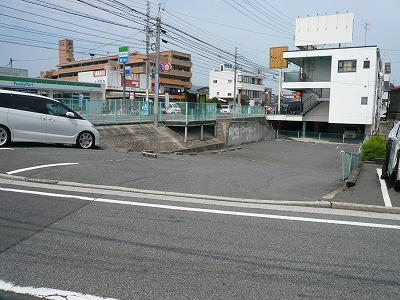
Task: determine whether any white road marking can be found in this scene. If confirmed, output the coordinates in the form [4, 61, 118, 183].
[6, 163, 78, 175]
[377, 169, 393, 207]
[1, 177, 399, 221]
[0, 279, 118, 300]
[1, 186, 400, 230]
[0, 148, 13, 150]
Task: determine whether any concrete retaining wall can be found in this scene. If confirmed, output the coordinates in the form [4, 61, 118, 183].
[218, 119, 275, 147]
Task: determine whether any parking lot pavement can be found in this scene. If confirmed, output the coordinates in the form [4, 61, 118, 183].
[0, 140, 359, 202]
[333, 162, 400, 207]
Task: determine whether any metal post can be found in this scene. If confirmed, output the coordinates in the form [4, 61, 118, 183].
[153, 16, 161, 127]
[302, 121, 306, 138]
[342, 133, 345, 144]
[184, 126, 188, 142]
[278, 68, 282, 114]
[145, 0, 150, 103]
[201, 125, 204, 141]
[122, 61, 126, 100]
[114, 99, 117, 123]
[185, 102, 188, 124]
[233, 47, 238, 108]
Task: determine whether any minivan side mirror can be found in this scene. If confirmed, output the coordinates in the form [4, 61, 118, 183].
[66, 111, 75, 118]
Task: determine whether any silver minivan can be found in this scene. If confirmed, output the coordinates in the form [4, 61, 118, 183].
[0, 90, 100, 149]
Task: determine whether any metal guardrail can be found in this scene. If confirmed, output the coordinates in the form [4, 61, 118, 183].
[277, 130, 365, 144]
[340, 149, 362, 180]
[57, 99, 217, 124]
[232, 105, 264, 118]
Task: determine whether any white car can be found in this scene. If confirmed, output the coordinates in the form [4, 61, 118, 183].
[164, 103, 182, 114]
[0, 90, 100, 149]
[220, 104, 231, 114]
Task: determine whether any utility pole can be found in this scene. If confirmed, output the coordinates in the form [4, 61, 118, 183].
[8, 58, 13, 68]
[364, 23, 370, 46]
[153, 16, 161, 127]
[233, 47, 238, 107]
[145, 0, 150, 103]
[278, 69, 282, 114]
[122, 61, 126, 100]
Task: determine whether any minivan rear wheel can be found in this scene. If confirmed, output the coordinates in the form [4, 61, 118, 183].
[0, 125, 10, 147]
[77, 131, 94, 149]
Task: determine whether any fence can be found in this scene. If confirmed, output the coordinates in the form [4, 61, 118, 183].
[277, 130, 365, 144]
[58, 99, 217, 124]
[158, 102, 217, 123]
[340, 149, 362, 180]
[231, 105, 265, 118]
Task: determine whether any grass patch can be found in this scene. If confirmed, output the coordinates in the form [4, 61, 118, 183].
[361, 135, 386, 161]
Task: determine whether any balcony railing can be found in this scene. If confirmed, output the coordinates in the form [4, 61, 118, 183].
[284, 71, 330, 83]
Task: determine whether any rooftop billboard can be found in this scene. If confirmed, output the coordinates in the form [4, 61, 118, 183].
[295, 13, 354, 47]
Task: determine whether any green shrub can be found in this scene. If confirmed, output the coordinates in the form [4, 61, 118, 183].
[361, 135, 386, 161]
[207, 97, 222, 108]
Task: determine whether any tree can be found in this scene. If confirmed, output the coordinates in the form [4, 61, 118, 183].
[207, 97, 222, 108]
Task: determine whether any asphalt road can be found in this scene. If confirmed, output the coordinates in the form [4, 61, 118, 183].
[0, 140, 359, 202]
[1, 178, 400, 299]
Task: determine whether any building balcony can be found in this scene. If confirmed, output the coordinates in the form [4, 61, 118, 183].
[171, 58, 192, 68]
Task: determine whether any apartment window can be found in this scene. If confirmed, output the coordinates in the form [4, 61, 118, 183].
[338, 60, 357, 73]
[228, 93, 232, 96]
[213, 80, 217, 83]
[228, 80, 232, 83]
[361, 97, 368, 105]
[363, 60, 370, 69]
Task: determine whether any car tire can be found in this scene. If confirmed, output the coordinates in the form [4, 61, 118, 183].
[0, 125, 10, 147]
[77, 131, 95, 149]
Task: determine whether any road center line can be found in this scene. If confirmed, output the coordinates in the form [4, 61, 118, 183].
[6, 163, 78, 175]
[0, 279, 118, 300]
[1, 186, 399, 230]
[377, 169, 392, 207]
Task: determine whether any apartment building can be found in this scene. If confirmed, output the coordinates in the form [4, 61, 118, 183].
[275, 46, 384, 134]
[209, 64, 265, 105]
[41, 40, 192, 99]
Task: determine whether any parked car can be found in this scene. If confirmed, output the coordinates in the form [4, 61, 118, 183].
[0, 90, 100, 149]
[164, 103, 182, 114]
[386, 132, 400, 186]
[264, 106, 272, 114]
[219, 104, 231, 114]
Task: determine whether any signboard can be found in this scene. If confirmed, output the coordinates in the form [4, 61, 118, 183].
[93, 70, 106, 77]
[125, 66, 131, 77]
[119, 46, 129, 63]
[295, 13, 354, 47]
[159, 63, 172, 73]
[385, 62, 391, 74]
[269, 46, 288, 69]
[142, 101, 149, 116]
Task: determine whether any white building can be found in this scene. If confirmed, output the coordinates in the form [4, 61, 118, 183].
[273, 46, 383, 134]
[267, 13, 384, 136]
[209, 64, 265, 105]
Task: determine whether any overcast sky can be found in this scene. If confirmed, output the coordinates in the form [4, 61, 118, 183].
[0, 0, 399, 88]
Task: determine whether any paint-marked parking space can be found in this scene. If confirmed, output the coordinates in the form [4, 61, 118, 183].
[377, 169, 392, 207]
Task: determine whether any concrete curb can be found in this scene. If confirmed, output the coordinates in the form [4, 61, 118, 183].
[0, 173, 399, 214]
[142, 151, 158, 159]
[345, 163, 362, 188]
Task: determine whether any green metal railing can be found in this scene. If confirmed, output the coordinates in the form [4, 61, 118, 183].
[158, 102, 217, 123]
[57, 99, 217, 124]
[57, 99, 154, 124]
[232, 105, 264, 118]
[277, 130, 365, 144]
[341, 149, 362, 180]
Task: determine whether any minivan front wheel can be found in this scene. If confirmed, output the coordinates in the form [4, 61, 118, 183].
[0, 125, 10, 147]
[77, 131, 94, 149]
